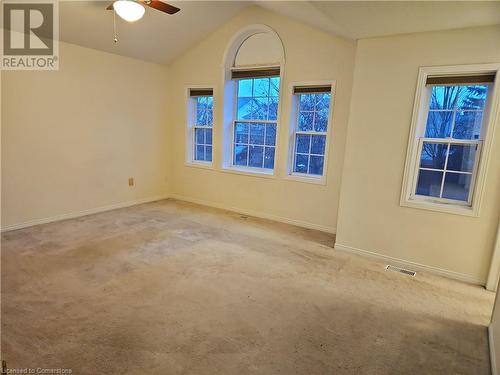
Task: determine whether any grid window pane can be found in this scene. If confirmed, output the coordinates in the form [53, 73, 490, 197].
[253, 78, 270, 97]
[237, 77, 280, 122]
[235, 122, 249, 143]
[234, 78, 279, 170]
[415, 142, 478, 201]
[419, 142, 447, 169]
[425, 85, 488, 139]
[442, 173, 471, 201]
[296, 134, 311, 154]
[238, 79, 252, 97]
[429, 86, 462, 110]
[270, 77, 280, 97]
[205, 129, 213, 145]
[311, 135, 326, 155]
[269, 96, 279, 121]
[315, 94, 330, 111]
[299, 94, 315, 111]
[425, 111, 453, 138]
[237, 97, 253, 120]
[265, 124, 276, 146]
[249, 123, 265, 144]
[197, 106, 207, 125]
[264, 147, 275, 169]
[447, 144, 476, 173]
[193, 95, 213, 162]
[195, 96, 213, 127]
[195, 128, 205, 144]
[416, 170, 443, 198]
[205, 146, 212, 162]
[292, 91, 332, 176]
[457, 85, 489, 110]
[298, 112, 313, 131]
[249, 146, 264, 168]
[233, 122, 276, 169]
[309, 155, 324, 175]
[314, 109, 329, 132]
[253, 97, 268, 120]
[415, 83, 489, 203]
[295, 154, 309, 173]
[234, 145, 248, 166]
[453, 111, 483, 140]
[207, 109, 213, 126]
[196, 145, 205, 161]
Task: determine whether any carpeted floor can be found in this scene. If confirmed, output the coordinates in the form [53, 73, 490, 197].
[1, 199, 494, 374]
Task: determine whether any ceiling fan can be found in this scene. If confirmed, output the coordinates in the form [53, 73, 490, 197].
[107, 0, 180, 23]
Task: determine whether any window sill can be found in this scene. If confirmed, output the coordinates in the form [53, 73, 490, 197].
[220, 165, 275, 179]
[284, 173, 327, 186]
[400, 197, 479, 217]
[185, 161, 214, 170]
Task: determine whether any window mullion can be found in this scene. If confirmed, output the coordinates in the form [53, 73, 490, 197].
[449, 109, 457, 139]
[439, 142, 451, 198]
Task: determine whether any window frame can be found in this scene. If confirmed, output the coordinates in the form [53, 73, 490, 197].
[400, 64, 500, 216]
[185, 86, 215, 169]
[223, 73, 283, 177]
[286, 81, 336, 185]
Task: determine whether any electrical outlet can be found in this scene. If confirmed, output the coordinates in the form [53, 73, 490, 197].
[128, 178, 134, 187]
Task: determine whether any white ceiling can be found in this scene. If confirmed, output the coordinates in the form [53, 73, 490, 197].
[59, 1, 500, 65]
[258, 1, 500, 40]
[59, 1, 250, 64]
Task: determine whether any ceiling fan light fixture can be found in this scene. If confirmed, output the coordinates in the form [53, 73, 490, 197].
[113, 0, 145, 22]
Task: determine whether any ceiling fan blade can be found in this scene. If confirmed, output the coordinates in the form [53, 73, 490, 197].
[142, 1, 180, 15]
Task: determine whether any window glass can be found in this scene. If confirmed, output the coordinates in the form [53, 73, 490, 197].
[293, 92, 331, 176]
[233, 77, 279, 170]
[194, 96, 213, 162]
[414, 84, 489, 202]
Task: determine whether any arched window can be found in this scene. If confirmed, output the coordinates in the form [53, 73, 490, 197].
[221, 25, 285, 174]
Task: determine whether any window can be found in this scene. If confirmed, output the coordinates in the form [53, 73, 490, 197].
[401, 65, 499, 215]
[233, 75, 280, 170]
[290, 85, 332, 177]
[187, 88, 213, 165]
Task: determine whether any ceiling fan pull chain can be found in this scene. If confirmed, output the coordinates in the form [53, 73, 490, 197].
[113, 10, 118, 43]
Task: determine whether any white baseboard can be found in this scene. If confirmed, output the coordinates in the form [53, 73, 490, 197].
[169, 194, 336, 234]
[490, 324, 498, 375]
[1, 194, 169, 232]
[334, 243, 485, 286]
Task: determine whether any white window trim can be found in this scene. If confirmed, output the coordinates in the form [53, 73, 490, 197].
[221, 24, 285, 179]
[400, 63, 500, 217]
[221, 73, 283, 178]
[284, 80, 336, 186]
[185, 85, 215, 170]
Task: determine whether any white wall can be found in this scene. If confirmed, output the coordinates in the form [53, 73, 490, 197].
[167, 6, 356, 233]
[335, 25, 500, 283]
[1, 42, 170, 229]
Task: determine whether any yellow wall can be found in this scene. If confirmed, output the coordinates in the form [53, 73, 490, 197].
[1, 42, 170, 228]
[2, 6, 499, 285]
[167, 7, 356, 233]
[335, 25, 500, 283]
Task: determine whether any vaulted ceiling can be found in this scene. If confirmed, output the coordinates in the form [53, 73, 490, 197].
[59, 1, 500, 65]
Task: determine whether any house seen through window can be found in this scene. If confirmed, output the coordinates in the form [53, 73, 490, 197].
[233, 76, 280, 170]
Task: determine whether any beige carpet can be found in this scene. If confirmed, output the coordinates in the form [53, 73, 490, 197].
[1, 199, 494, 374]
